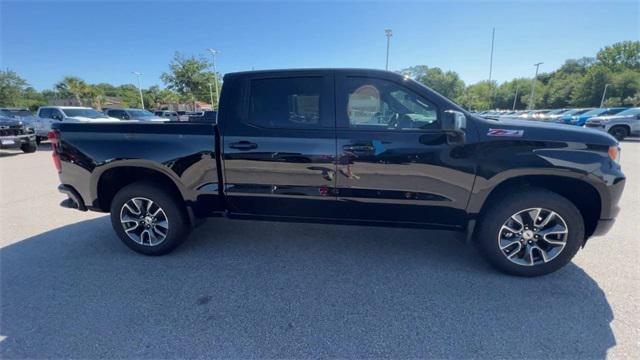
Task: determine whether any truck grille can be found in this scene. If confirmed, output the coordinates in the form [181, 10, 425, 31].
[0, 125, 24, 136]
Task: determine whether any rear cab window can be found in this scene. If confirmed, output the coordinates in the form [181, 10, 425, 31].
[247, 76, 330, 129]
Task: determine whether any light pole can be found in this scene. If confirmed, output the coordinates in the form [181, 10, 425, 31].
[488, 27, 495, 83]
[385, 29, 393, 71]
[488, 27, 496, 108]
[512, 84, 519, 110]
[208, 83, 214, 110]
[600, 83, 612, 108]
[207, 48, 221, 108]
[132, 71, 145, 109]
[528, 62, 543, 110]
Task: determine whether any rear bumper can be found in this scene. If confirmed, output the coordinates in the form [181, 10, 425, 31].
[58, 184, 87, 211]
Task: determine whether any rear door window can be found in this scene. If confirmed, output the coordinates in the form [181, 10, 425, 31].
[248, 77, 325, 129]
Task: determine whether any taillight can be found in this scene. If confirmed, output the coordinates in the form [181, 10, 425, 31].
[48, 130, 61, 173]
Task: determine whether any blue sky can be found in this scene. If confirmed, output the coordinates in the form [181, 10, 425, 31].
[1, 0, 638, 90]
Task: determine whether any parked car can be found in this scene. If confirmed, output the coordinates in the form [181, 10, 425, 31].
[584, 107, 640, 140]
[154, 111, 180, 121]
[555, 108, 594, 124]
[568, 107, 627, 126]
[0, 108, 45, 143]
[36, 106, 120, 136]
[537, 109, 568, 122]
[188, 110, 217, 123]
[50, 68, 625, 277]
[0, 114, 37, 153]
[105, 108, 167, 121]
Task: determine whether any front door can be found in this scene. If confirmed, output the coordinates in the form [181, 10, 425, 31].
[334, 72, 476, 227]
[221, 71, 337, 218]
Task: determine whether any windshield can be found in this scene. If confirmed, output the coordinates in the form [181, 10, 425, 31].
[1, 109, 32, 117]
[581, 108, 607, 116]
[62, 108, 108, 118]
[570, 109, 593, 116]
[128, 110, 155, 117]
[616, 108, 640, 116]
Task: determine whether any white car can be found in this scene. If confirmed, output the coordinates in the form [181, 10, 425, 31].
[35, 106, 120, 137]
[584, 107, 640, 141]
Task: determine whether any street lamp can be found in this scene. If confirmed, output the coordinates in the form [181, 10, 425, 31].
[208, 83, 214, 110]
[528, 62, 543, 110]
[207, 48, 221, 108]
[385, 29, 393, 71]
[132, 71, 145, 109]
[600, 83, 612, 108]
[512, 84, 519, 111]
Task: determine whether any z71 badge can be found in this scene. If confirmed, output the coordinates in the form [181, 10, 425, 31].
[487, 128, 524, 137]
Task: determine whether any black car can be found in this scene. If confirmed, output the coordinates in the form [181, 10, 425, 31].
[188, 110, 217, 123]
[50, 69, 625, 276]
[0, 115, 37, 153]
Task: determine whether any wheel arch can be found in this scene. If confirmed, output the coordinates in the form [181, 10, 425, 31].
[470, 174, 602, 240]
[92, 162, 187, 213]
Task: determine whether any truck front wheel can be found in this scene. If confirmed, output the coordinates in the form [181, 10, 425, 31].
[476, 188, 584, 276]
[110, 182, 189, 255]
[608, 126, 629, 141]
[21, 141, 37, 153]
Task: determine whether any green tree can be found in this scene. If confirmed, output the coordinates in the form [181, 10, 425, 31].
[596, 41, 640, 71]
[54, 76, 89, 105]
[401, 65, 465, 100]
[161, 52, 220, 106]
[0, 70, 29, 106]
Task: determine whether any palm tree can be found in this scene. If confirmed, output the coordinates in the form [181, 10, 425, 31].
[54, 76, 88, 106]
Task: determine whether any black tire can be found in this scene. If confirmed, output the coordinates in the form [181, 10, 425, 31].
[21, 141, 37, 153]
[476, 188, 584, 277]
[609, 126, 629, 141]
[110, 182, 190, 255]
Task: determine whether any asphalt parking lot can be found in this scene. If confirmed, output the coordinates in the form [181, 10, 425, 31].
[1, 140, 638, 359]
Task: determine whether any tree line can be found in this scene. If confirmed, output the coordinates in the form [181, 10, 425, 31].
[1, 41, 638, 112]
[403, 41, 640, 110]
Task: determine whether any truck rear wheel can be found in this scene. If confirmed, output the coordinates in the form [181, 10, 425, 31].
[476, 188, 584, 277]
[110, 182, 189, 255]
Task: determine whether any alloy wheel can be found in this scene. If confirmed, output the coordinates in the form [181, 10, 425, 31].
[120, 197, 169, 246]
[498, 208, 568, 266]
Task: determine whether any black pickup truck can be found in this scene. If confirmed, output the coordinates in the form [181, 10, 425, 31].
[50, 69, 625, 276]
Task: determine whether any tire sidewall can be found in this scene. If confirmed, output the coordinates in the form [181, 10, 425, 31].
[609, 126, 628, 141]
[110, 182, 188, 255]
[477, 189, 584, 277]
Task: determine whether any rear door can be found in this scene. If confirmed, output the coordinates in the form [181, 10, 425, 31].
[221, 71, 337, 218]
[333, 71, 476, 227]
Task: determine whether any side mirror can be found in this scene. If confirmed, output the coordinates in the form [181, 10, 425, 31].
[442, 110, 466, 144]
[52, 115, 63, 121]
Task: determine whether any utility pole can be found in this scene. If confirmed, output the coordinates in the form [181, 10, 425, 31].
[512, 85, 519, 110]
[207, 49, 221, 109]
[385, 29, 393, 71]
[488, 27, 495, 108]
[488, 27, 495, 83]
[600, 84, 612, 108]
[208, 83, 214, 110]
[132, 71, 145, 109]
[528, 62, 543, 110]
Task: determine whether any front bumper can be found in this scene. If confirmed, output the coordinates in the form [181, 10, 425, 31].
[0, 134, 35, 149]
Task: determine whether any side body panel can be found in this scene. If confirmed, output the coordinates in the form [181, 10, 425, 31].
[54, 122, 220, 215]
[332, 70, 477, 227]
[218, 70, 338, 219]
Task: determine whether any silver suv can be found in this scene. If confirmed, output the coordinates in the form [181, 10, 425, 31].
[585, 107, 640, 140]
